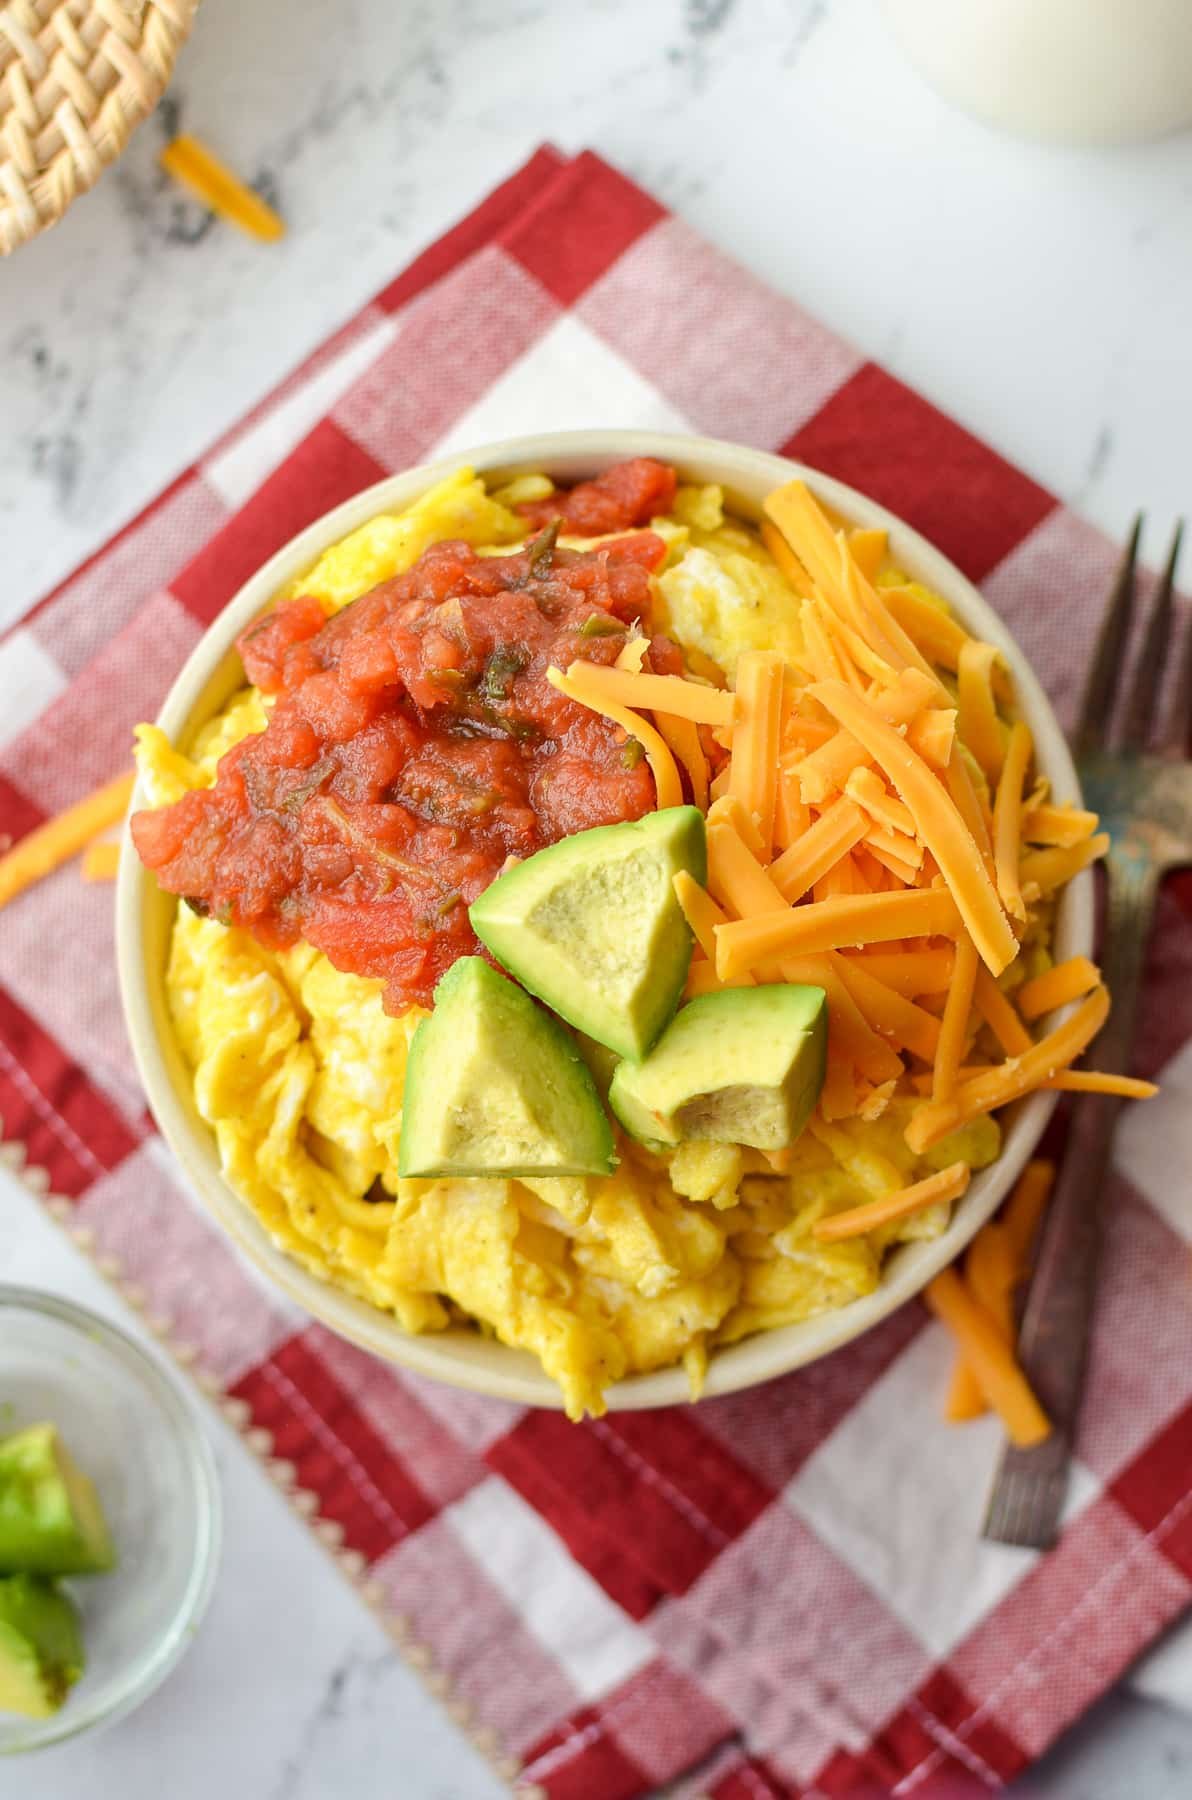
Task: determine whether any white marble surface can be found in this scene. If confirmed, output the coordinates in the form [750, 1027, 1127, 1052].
[2, 0, 1192, 1794]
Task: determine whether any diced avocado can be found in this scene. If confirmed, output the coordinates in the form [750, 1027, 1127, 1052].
[398, 957, 616, 1179]
[0, 1425, 115, 1578]
[469, 807, 706, 1060]
[0, 1575, 84, 1719]
[574, 1032, 620, 1102]
[609, 985, 828, 1151]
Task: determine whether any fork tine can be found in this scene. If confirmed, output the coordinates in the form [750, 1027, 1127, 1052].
[1121, 521, 1183, 752]
[1161, 523, 1191, 756]
[1075, 514, 1142, 756]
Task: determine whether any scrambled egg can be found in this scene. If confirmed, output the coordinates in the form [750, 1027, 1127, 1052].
[137, 469, 999, 1418]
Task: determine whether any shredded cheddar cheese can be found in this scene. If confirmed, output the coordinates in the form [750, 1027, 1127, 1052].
[807, 680, 1017, 975]
[0, 772, 134, 911]
[546, 665, 683, 809]
[932, 933, 979, 1104]
[957, 640, 1007, 782]
[993, 719, 1033, 924]
[727, 650, 784, 853]
[81, 840, 122, 882]
[160, 135, 286, 242]
[1016, 956, 1102, 1021]
[559, 658, 735, 728]
[907, 985, 1111, 1153]
[814, 1162, 970, 1243]
[926, 1269, 1050, 1447]
[716, 888, 963, 979]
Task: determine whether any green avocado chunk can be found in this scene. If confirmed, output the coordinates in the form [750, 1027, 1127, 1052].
[0, 1424, 115, 1578]
[398, 957, 616, 1179]
[609, 985, 828, 1151]
[0, 1575, 85, 1719]
[469, 807, 706, 1060]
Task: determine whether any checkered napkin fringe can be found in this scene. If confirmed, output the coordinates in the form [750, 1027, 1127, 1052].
[2, 148, 1190, 1799]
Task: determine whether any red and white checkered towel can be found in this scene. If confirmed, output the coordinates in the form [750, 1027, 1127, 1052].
[2, 148, 1190, 1799]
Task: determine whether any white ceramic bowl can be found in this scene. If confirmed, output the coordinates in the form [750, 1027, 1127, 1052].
[117, 430, 1092, 1412]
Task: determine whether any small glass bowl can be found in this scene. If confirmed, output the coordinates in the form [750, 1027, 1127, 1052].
[0, 1286, 221, 1753]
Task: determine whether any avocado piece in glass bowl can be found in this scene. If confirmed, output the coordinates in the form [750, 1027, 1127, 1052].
[0, 1424, 115, 1578]
[0, 1575, 85, 1719]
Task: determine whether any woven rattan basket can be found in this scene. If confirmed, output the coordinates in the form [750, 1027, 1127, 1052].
[0, 0, 200, 253]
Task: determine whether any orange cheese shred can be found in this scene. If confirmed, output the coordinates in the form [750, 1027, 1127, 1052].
[760, 517, 816, 598]
[926, 1269, 1050, 1447]
[993, 718, 1033, 924]
[774, 762, 811, 852]
[865, 821, 923, 871]
[944, 1219, 1021, 1421]
[906, 984, 1110, 1153]
[881, 584, 969, 675]
[799, 602, 850, 686]
[932, 931, 979, 1103]
[704, 826, 899, 1081]
[807, 679, 1017, 974]
[1004, 1160, 1056, 1264]
[1016, 956, 1102, 1021]
[913, 1067, 1157, 1101]
[814, 1161, 970, 1242]
[81, 839, 121, 882]
[780, 955, 904, 1086]
[813, 856, 871, 901]
[795, 669, 937, 805]
[706, 819, 788, 919]
[846, 528, 888, 582]
[945, 749, 994, 866]
[822, 1045, 861, 1120]
[1021, 802, 1099, 847]
[160, 135, 286, 241]
[905, 708, 956, 769]
[845, 766, 916, 839]
[782, 714, 835, 752]
[561, 659, 736, 728]
[830, 950, 942, 1061]
[707, 793, 766, 860]
[673, 870, 754, 985]
[973, 966, 1034, 1057]
[769, 797, 869, 903]
[547, 665, 683, 809]
[1047, 1070, 1157, 1099]
[716, 887, 962, 980]
[843, 947, 956, 996]
[0, 771, 134, 912]
[765, 481, 943, 690]
[728, 651, 784, 853]
[1019, 834, 1110, 897]
[957, 640, 1008, 782]
[864, 840, 921, 886]
[654, 711, 709, 810]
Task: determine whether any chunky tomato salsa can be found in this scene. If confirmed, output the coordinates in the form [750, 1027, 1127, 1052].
[132, 512, 678, 1013]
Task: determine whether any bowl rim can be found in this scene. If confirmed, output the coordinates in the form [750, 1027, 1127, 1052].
[116, 428, 1092, 1414]
[0, 1284, 222, 1753]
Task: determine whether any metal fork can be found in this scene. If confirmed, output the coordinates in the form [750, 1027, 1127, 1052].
[983, 516, 1191, 1548]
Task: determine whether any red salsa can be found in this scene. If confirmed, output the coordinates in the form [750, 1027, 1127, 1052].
[516, 457, 677, 536]
[132, 499, 681, 1014]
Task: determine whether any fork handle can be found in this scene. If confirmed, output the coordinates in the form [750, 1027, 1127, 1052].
[996, 851, 1158, 1479]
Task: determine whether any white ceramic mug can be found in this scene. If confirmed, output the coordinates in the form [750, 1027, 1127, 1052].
[880, 0, 1192, 145]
